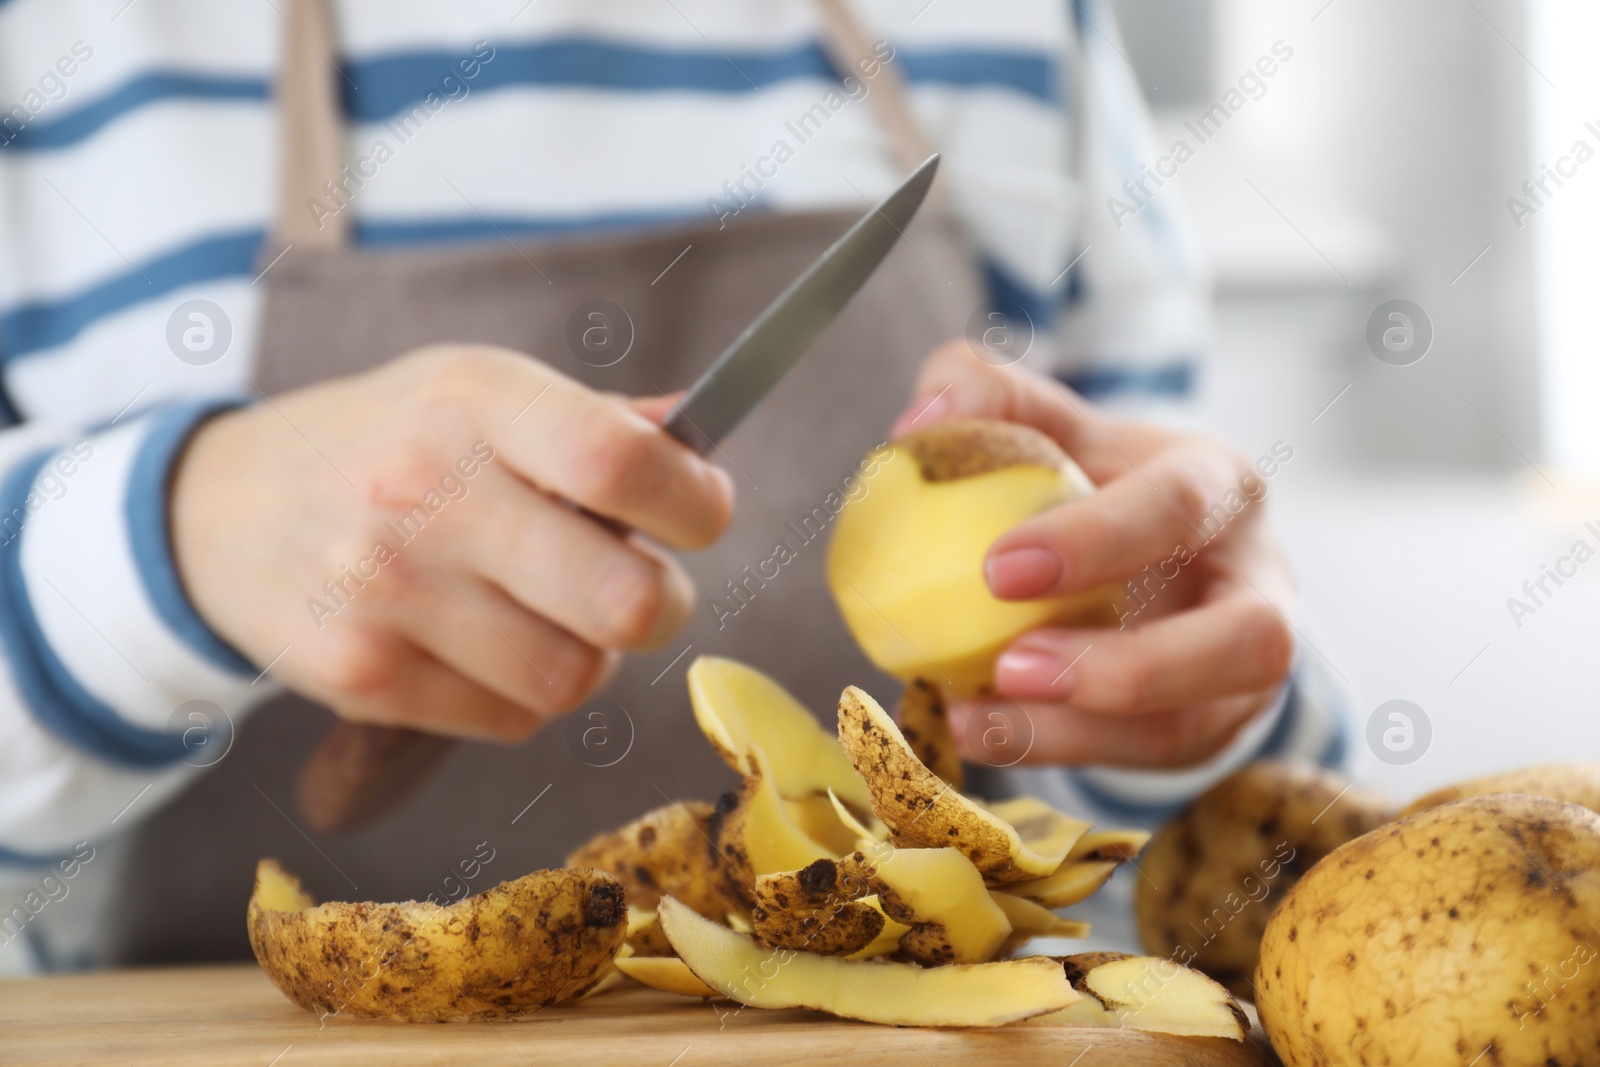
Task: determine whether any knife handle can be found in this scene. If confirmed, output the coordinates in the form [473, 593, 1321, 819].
[293, 411, 679, 834]
[295, 721, 457, 835]
[293, 506, 621, 834]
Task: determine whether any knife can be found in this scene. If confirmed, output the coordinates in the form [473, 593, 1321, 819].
[295, 154, 942, 834]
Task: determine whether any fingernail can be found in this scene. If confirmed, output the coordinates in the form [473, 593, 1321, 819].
[985, 547, 1062, 599]
[996, 648, 1073, 696]
[890, 392, 950, 438]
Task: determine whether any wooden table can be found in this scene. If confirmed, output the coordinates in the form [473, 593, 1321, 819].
[1, 964, 1282, 1066]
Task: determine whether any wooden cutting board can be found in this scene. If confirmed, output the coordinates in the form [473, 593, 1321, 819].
[1, 964, 1283, 1066]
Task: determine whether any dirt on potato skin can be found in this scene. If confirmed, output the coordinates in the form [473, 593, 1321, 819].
[749, 858, 882, 955]
[1134, 760, 1393, 999]
[895, 679, 963, 791]
[1254, 794, 1600, 1067]
[898, 419, 1068, 483]
[836, 687, 1034, 883]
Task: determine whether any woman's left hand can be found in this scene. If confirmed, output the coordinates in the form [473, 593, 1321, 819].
[891, 342, 1298, 770]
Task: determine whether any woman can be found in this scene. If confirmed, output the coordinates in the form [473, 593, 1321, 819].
[0, 0, 1338, 970]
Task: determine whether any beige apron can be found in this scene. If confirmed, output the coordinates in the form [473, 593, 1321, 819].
[102, 0, 983, 963]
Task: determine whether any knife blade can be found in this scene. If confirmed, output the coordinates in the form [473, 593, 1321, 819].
[662, 152, 940, 454]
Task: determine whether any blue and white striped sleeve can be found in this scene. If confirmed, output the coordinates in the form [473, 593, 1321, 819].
[0, 400, 276, 868]
[1054, 0, 1211, 408]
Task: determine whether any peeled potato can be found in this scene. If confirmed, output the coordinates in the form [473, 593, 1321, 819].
[247, 859, 626, 1021]
[827, 419, 1118, 696]
[657, 895, 1077, 1027]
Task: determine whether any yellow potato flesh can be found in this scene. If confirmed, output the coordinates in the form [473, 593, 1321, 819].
[783, 794, 862, 855]
[846, 895, 909, 959]
[614, 956, 718, 998]
[989, 891, 1090, 941]
[985, 798, 1090, 872]
[1003, 860, 1120, 909]
[657, 896, 1077, 1027]
[828, 459, 1096, 695]
[1067, 828, 1151, 862]
[254, 860, 313, 911]
[1029, 956, 1246, 1039]
[827, 788, 885, 842]
[858, 845, 1012, 963]
[737, 749, 836, 876]
[689, 656, 873, 811]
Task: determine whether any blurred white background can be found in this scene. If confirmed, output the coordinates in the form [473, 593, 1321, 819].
[1107, 0, 1599, 798]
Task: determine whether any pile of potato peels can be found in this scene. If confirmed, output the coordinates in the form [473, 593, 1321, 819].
[248, 656, 1245, 1037]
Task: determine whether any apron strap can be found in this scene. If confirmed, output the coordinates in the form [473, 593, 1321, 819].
[811, 0, 939, 177]
[271, 0, 940, 248]
[273, 0, 348, 249]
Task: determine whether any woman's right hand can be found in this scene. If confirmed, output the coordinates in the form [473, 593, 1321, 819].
[169, 345, 733, 741]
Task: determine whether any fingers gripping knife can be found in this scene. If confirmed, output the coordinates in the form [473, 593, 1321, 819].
[294, 157, 942, 833]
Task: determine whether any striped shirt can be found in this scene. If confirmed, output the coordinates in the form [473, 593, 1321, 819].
[0, 0, 1343, 969]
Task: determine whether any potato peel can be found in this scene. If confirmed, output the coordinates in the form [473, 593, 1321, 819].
[896, 678, 963, 790]
[688, 655, 873, 811]
[657, 896, 1078, 1027]
[708, 748, 836, 910]
[750, 859, 883, 955]
[1028, 952, 1247, 1040]
[614, 955, 720, 999]
[839, 846, 1012, 965]
[566, 799, 736, 920]
[836, 685, 1063, 882]
[1004, 860, 1120, 910]
[247, 859, 626, 1021]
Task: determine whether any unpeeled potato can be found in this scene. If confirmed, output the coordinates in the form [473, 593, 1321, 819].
[1255, 794, 1600, 1066]
[1399, 760, 1600, 818]
[1134, 760, 1393, 998]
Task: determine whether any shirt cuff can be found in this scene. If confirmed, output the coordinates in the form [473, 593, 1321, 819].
[0, 398, 270, 770]
[1069, 679, 1293, 813]
[1065, 656, 1352, 817]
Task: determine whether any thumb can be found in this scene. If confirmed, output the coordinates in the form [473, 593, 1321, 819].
[890, 340, 1105, 463]
[625, 390, 685, 427]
